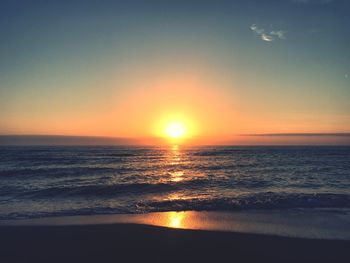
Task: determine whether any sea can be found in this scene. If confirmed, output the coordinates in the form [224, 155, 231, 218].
[0, 145, 349, 220]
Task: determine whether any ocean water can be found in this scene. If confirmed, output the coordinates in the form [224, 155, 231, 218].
[0, 146, 349, 220]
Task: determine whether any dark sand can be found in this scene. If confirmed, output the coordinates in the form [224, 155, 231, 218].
[1, 223, 349, 263]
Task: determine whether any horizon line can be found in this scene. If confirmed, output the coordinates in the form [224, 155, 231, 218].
[1, 133, 350, 138]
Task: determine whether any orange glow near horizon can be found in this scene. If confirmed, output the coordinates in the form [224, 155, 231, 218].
[110, 71, 239, 144]
[5, 66, 349, 146]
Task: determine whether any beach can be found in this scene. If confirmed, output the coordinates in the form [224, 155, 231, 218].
[1, 211, 349, 263]
[1, 222, 349, 263]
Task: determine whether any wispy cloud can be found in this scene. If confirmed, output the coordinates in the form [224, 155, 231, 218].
[270, 30, 286, 39]
[250, 24, 264, 35]
[250, 24, 286, 42]
[261, 34, 274, 42]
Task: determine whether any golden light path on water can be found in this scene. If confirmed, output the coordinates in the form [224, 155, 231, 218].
[160, 144, 206, 202]
[168, 145, 184, 182]
[151, 146, 215, 230]
[155, 143, 204, 228]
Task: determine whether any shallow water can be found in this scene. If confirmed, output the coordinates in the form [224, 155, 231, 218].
[0, 146, 349, 219]
[2, 210, 349, 240]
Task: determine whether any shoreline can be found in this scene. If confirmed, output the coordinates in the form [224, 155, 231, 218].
[1, 210, 350, 240]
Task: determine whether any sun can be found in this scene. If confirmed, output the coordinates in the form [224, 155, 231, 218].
[153, 113, 196, 142]
[165, 122, 187, 139]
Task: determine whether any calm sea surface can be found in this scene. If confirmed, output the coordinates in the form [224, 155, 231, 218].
[0, 146, 349, 219]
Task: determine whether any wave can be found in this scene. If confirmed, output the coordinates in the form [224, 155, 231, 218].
[0, 166, 120, 179]
[8, 179, 213, 199]
[1, 192, 349, 220]
[3, 177, 280, 199]
[136, 192, 350, 212]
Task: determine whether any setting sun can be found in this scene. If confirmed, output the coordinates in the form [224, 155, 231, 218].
[152, 112, 197, 143]
[165, 122, 186, 139]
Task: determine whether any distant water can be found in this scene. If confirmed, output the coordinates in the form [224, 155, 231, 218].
[0, 146, 349, 220]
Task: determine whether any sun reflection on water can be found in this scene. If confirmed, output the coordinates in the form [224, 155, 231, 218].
[166, 211, 186, 228]
[134, 211, 220, 230]
[169, 145, 181, 165]
[166, 145, 184, 182]
[170, 171, 184, 182]
[172, 145, 179, 151]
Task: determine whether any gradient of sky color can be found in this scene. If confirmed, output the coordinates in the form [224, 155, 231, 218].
[1, 0, 349, 143]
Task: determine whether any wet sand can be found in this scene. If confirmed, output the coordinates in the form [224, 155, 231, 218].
[1, 222, 349, 263]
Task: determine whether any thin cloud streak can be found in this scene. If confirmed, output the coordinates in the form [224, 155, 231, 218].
[242, 133, 350, 137]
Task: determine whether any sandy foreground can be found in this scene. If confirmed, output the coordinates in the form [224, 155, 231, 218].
[0, 210, 349, 263]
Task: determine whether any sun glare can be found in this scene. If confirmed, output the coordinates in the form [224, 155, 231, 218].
[153, 113, 197, 143]
[165, 122, 186, 138]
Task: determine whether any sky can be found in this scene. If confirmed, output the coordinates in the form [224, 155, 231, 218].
[1, 0, 350, 144]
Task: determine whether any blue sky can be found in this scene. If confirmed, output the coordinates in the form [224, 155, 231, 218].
[1, 0, 349, 139]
